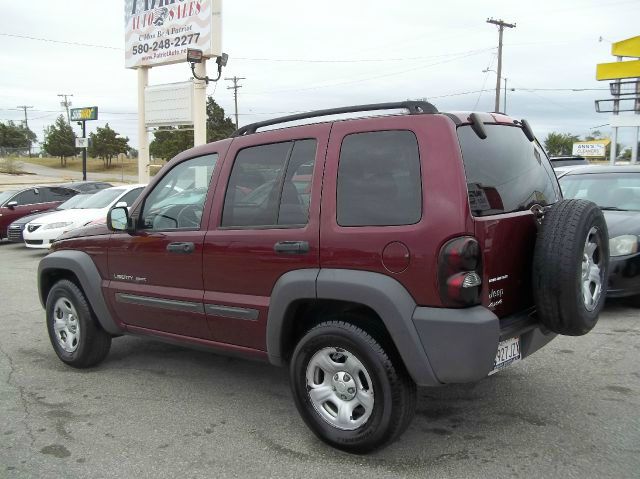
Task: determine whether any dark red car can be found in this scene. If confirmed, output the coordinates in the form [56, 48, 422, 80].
[38, 102, 608, 453]
[0, 185, 77, 240]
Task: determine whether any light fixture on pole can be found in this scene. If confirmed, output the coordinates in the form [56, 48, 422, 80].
[482, 68, 509, 113]
[187, 48, 229, 84]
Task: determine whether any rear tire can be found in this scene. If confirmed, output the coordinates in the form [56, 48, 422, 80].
[289, 319, 416, 453]
[46, 279, 111, 368]
[533, 199, 609, 336]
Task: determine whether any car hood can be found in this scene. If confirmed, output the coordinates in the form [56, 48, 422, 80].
[28, 208, 107, 227]
[10, 210, 59, 227]
[603, 210, 640, 238]
[56, 223, 110, 242]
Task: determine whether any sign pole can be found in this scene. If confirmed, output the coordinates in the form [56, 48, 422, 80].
[82, 121, 87, 181]
[138, 67, 150, 184]
[193, 60, 208, 147]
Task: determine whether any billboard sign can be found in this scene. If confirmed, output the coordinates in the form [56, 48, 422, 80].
[124, 0, 222, 69]
[70, 107, 98, 121]
[572, 142, 608, 158]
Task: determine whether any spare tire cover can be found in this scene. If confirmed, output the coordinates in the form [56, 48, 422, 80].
[533, 199, 609, 336]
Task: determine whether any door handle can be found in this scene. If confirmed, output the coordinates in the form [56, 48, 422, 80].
[274, 241, 310, 255]
[167, 242, 195, 254]
[30, 209, 41, 213]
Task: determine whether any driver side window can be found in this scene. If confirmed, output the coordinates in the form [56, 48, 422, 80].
[141, 154, 218, 231]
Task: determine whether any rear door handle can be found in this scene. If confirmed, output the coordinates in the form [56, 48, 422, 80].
[274, 241, 310, 255]
[167, 242, 195, 254]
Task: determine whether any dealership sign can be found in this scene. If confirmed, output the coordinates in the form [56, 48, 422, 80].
[124, 0, 222, 69]
[572, 141, 608, 158]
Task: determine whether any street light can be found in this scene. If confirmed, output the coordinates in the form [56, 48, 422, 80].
[483, 69, 508, 114]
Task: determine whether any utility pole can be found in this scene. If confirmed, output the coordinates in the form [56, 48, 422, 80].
[225, 76, 245, 129]
[16, 105, 33, 156]
[57, 93, 73, 123]
[487, 18, 515, 112]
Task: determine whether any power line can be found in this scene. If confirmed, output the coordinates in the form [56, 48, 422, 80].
[225, 76, 246, 129]
[57, 94, 73, 124]
[486, 18, 516, 112]
[0, 33, 121, 50]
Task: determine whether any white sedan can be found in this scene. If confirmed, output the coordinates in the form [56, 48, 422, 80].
[23, 184, 146, 249]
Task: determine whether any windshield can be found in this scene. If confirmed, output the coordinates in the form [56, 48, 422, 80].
[458, 124, 560, 217]
[0, 190, 18, 205]
[77, 188, 125, 209]
[58, 194, 92, 210]
[560, 172, 640, 211]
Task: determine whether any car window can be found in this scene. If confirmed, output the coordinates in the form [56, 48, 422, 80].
[458, 125, 560, 217]
[46, 187, 76, 202]
[12, 188, 43, 206]
[58, 194, 92, 210]
[337, 130, 422, 226]
[79, 188, 126, 209]
[0, 190, 18, 205]
[141, 154, 217, 230]
[117, 188, 144, 208]
[560, 173, 640, 211]
[221, 139, 317, 228]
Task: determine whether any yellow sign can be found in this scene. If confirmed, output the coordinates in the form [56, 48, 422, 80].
[596, 60, 640, 80]
[612, 36, 640, 58]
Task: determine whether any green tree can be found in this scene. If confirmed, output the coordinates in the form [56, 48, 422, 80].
[42, 116, 77, 166]
[150, 97, 235, 161]
[0, 121, 37, 154]
[88, 123, 130, 168]
[543, 132, 581, 156]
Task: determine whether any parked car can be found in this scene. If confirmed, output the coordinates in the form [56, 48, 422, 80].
[24, 185, 145, 249]
[0, 186, 77, 240]
[549, 155, 590, 169]
[59, 181, 113, 193]
[38, 102, 608, 453]
[7, 193, 95, 243]
[559, 165, 640, 305]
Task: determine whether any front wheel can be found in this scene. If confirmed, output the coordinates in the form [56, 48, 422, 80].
[289, 320, 416, 453]
[46, 279, 111, 368]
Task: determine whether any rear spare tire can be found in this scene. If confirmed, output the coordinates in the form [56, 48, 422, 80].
[533, 199, 609, 336]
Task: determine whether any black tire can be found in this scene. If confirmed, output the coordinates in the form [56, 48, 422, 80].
[533, 199, 609, 336]
[46, 279, 112, 368]
[626, 295, 640, 308]
[289, 319, 416, 453]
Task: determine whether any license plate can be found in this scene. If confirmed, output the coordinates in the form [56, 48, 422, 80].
[489, 337, 521, 375]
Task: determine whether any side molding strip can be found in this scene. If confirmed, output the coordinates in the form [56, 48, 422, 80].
[205, 304, 259, 321]
[116, 293, 204, 314]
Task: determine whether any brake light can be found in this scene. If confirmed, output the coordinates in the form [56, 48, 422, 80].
[438, 236, 482, 307]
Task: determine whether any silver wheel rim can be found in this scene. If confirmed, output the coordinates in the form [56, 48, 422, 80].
[305, 347, 374, 431]
[52, 297, 81, 353]
[581, 226, 604, 312]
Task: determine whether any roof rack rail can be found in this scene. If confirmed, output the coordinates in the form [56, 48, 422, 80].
[231, 100, 438, 137]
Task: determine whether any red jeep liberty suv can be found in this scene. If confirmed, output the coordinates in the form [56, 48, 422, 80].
[38, 102, 609, 452]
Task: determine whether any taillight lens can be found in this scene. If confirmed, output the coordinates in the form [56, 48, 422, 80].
[438, 236, 482, 307]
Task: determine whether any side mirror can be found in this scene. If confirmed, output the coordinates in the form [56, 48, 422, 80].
[115, 201, 128, 208]
[6, 201, 17, 209]
[107, 207, 130, 232]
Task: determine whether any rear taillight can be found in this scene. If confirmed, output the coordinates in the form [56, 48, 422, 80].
[438, 236, 482, 307]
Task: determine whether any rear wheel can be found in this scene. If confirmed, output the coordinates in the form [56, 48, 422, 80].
[289, 319, 415, 453]
[533, 199, 609, 336]
[46, 280, 111, 368]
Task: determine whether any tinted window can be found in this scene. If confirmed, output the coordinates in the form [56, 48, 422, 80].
[222, 140, 317, 228]
[46, 187, 76, 202]
[142, 154, 217, 230]
[13, 188, 42, 206]
[337, 130, 422, 226]
[458, 125, 560, 217]
[118, 188, 144, 208]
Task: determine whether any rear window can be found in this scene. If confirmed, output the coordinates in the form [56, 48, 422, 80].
[458, 125, 560, 217]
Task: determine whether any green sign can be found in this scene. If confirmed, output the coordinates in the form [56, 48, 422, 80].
[70, 107, 98, 121]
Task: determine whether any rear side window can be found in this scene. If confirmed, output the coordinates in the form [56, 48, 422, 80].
[337, 130, 422, 226]
[46, 187, 75, 202]
[458, 125, 560, 217]
[222, 140, 317, 228]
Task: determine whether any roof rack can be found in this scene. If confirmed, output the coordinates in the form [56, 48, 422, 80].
[231, 100, 438, 137]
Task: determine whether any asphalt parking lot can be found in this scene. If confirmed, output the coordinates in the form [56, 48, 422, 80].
[1, 242, 639, 478]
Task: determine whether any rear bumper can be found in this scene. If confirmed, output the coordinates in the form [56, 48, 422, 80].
[412, 305, 555, 384]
